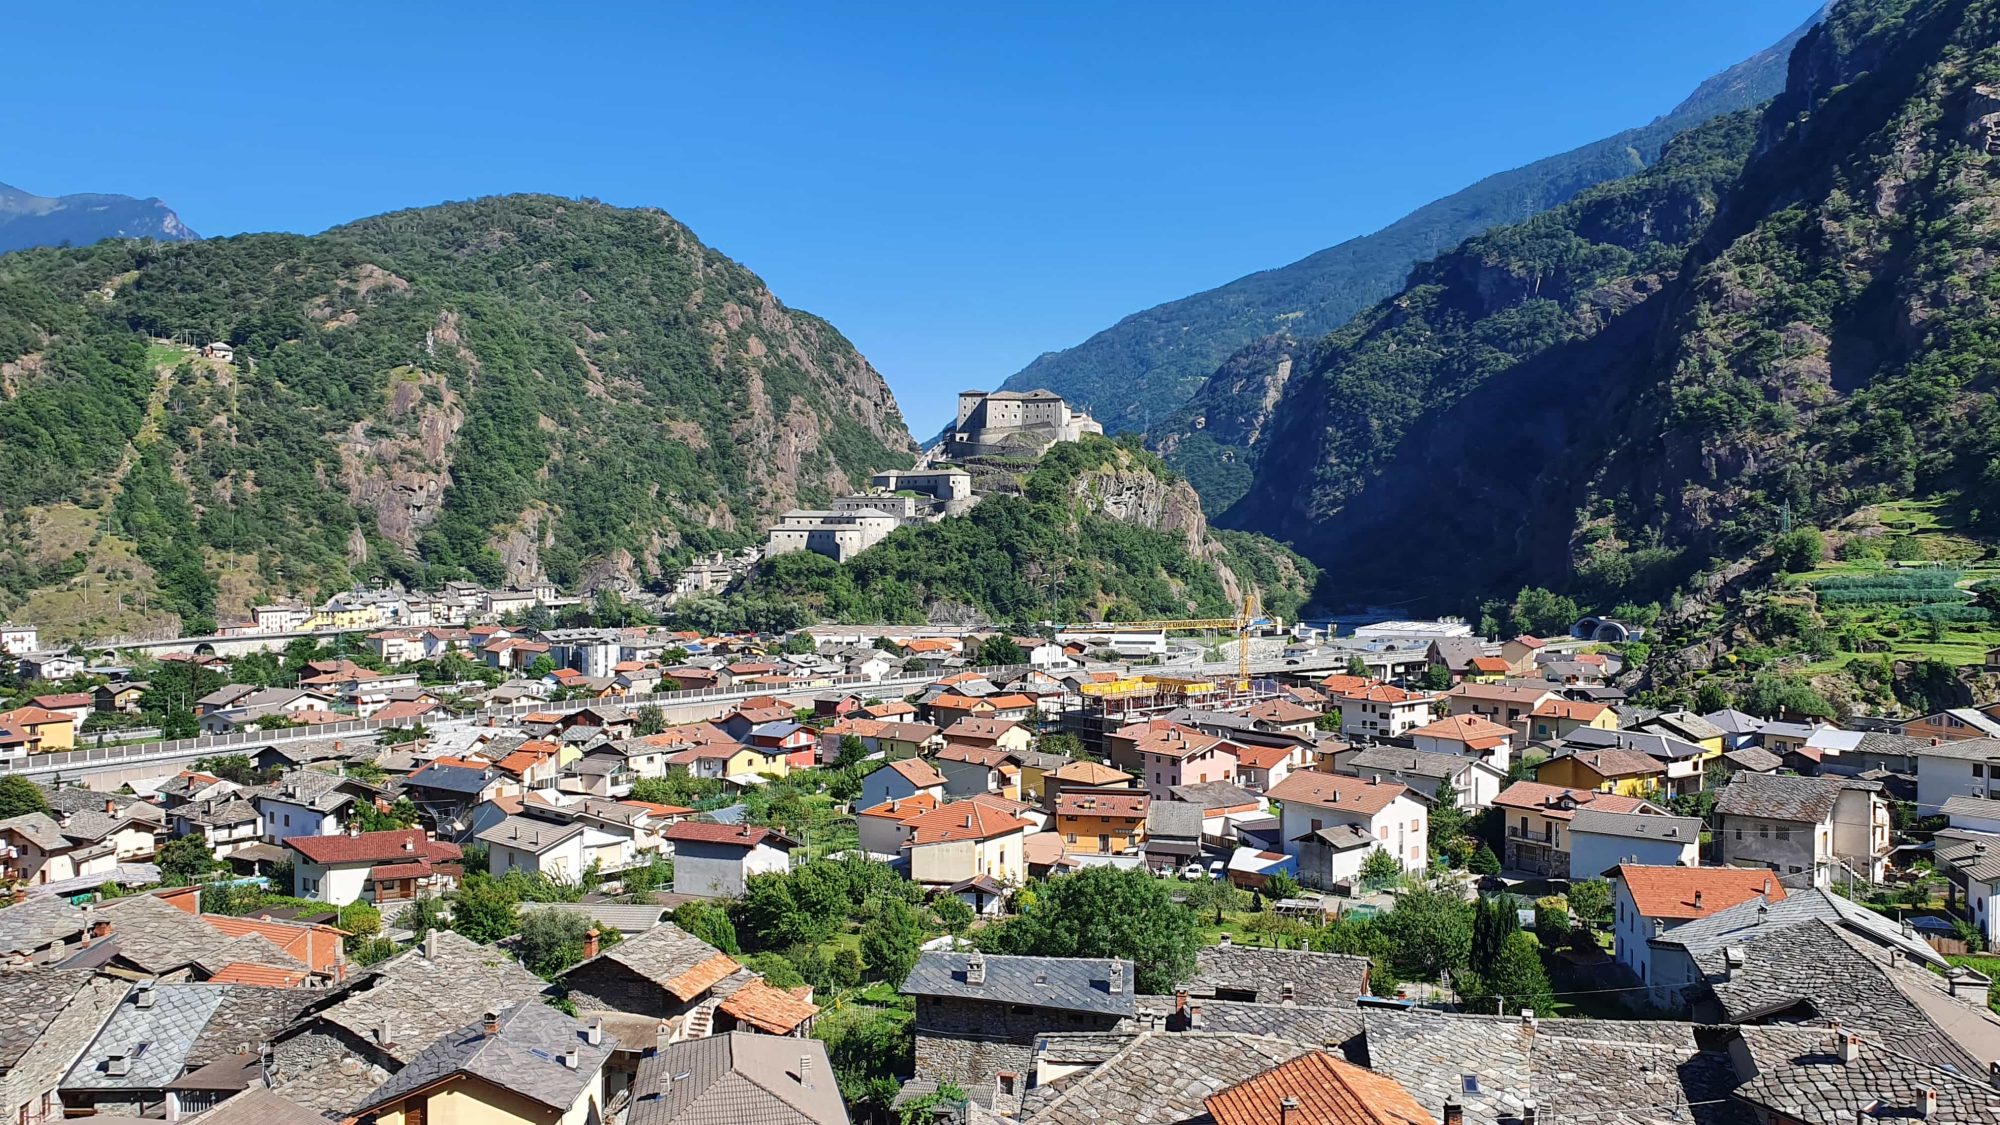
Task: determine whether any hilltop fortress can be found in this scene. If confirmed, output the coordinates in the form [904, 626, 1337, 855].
[945, 389, 1101, 459]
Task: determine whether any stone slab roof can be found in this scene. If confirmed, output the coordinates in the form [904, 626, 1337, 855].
[1714, 773, 1843, 823]
[630, 1032, 846, 1125]
[562, 921, 739, 1002]
[902, 951, 1135, 1016]
[1727, 1024, 2000, 1125]
[1021, 1031, 1312, 1125]
[305, 930, 548, 1066]
[63, 982, 227, 1092]
[1182, 945, 1371, 1007]
[355, 1001, 611, 1115]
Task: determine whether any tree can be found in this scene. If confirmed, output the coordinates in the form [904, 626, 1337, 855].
[159, 836, 218, 885]
[1420, 663, 1454, 690]
[337, 900, 382, 945]
[1772, 527, 1825, 572]
[672, 902, 740, 954]
[1567, 878, 1611, 927]
[451, 876, 521, 943]
[1470, 895, 1520, 970]
[356, 798, 419, 832]
[1378, 885, 1473, 982]
[527, 654, 557, 677]
[975, 636, 1026, 667]
[1468, 842, 1501, 876]
[1036, 732, 1083, 759]
[835, 734, 871, 770]
[632, 706, 667, 736]
[0, 776, 49, 818]
[930, 894, 976, 938]
[976, 866, 1200, 993]
[859, 897, 925, 983]
[1346, 656, 1370, 678]
[1465, 930, 1555, 1016]
[400, 895, 450, 939]
[1261, 869, 1303, 902]
[192, 754, 266, 787]
[1428, 781, 1467, 853]
[517, 910, 622, 978]
[814, 1004, 914, 1111]
[736, 865, 847, 949]
[1359, 848, 1402, 888]
[1694, 681, 1732, 714]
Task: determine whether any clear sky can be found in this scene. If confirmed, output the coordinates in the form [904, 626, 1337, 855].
[5, 1, 1815, 434]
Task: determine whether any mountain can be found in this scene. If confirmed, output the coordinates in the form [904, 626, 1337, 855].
[0, 195, 914, 638]
[741, 434, 1318, 625]
[0, 181, 197, 255]
[992, 7, 1825, 434]
[1219, 0, 2000, 634]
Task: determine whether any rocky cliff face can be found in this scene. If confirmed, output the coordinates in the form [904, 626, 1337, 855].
[1150, 333, 1306, 514]
[1222, 0, 2000, 616]
[0, 180, 198, 254]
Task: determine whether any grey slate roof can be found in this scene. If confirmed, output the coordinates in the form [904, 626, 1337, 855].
[1714, 772, 1843, 823]
[1702, 709, 1765, 736]
[1653, 887, 1944, 968]
[1181, 944, 1372, 1007]
[476, 813, 587, 853]
[1143, 800, 1203, 840]
[1019, 1031, 1312, 1125]
[1168, 780, 1263, 811]
[1727, 1024, 2000, 1125]
[183, 1087, 330, 1125]
[1691, 918, 2000, 1075]
[1721, 746, 1784, 773]
[63, 982, 228, 1092]
[1561, 726, 1707, 762]
[517, 901, 667, 935]
[1567, 809, 1701, 843]
[1119, 995, 1366, 1045]
[561, 921, 734, 996]
[251, 770, 359, 814]
[0, 811, 68, 850]
[189, 986, 318, 1068]
[1906, 735, 2000, 761]
[630, 1032, 847, 1125]
[303, 930, 549, 1065]
[1940, 794, 2000, 823]
[0, 968, 111, 1068]
[901, 951, 1135, 1016]
[356, 1001, 612, 1115]
[69, 893, 238, 973]
[1345, 746, 1489, 780]
[0, 894, 83, 959]
[1361, 1010, 1743, 1125]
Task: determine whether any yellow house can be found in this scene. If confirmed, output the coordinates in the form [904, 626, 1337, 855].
[353, 1002, 610, 1125]
[1053, 787, 1149, 855]
[1526, 699, 1620, 743]
[0, 706, 76, 752]
[1634, 710, 1726, 759]
[1535, 747, 1667, 798]
[305, 605, 375, 630]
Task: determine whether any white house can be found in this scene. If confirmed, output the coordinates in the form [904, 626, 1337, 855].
[0, 623, 39, 655]
[1335, 746, 1505, 810]
[1914, 737, 2000, 813]
[1714, 772, 1892, 885]
[1567, 809, 1700, 879]
[859, 757, 949, 811]
[479, 812, 589, 880]
[253, 772, 360, 846]
[1267, 771, 1428, 890]
[1335, 685, 1437, 741]
[287, 825, 462, 907]
[1609, 864, 1785, 1001]
[663, 822, 796, 898]
[1407, 714, 1516, 773]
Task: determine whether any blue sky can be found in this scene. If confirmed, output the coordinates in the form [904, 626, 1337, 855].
[5, 1, 1814, 433]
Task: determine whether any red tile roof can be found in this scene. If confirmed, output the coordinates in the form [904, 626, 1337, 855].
[1266, 771, 1410, 816]
[1491, 781, 1659, 820]
[1530, 699, 1613, 722]
[203, 914, 345, 976]
[287, 828, 461, 866]
[662, 822, 797, 849]
[1612, 864, 1787, 922]
[882, 758, 947, 788]
[1054, 789, 1150, 819]
[716, 978, 819, 1034]
[901, 799, 1033, 845]
[857, 793, 942, 822]
[31, 693, 93, 709]
[205, 962, 312, 988]
[1408, 715, 1515, 750]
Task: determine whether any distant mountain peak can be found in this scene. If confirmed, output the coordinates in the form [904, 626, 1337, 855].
[0, 179, 199, 254]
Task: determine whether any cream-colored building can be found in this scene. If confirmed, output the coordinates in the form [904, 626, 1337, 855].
[902, 798, 1031, 887]
[352, 1003, 612, 1125]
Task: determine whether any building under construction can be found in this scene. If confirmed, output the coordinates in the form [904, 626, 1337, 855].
[1058, 674, 1286, 759]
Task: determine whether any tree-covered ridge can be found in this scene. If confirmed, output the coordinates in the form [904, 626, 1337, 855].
[1228, 107, 1760, 534]
[741, 435, 1317, 624]
[0, 194, 913, 629]
[990, 9, 1821, 434]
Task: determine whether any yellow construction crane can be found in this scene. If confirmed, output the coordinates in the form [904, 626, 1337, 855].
[1062, 593, 1270, 689]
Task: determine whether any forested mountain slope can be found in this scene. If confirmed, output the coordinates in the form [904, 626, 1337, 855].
[0, 181, 197, 254]
[993, 7, 1824, 433]
[1224, 0, 2000, 621]
[0, 195, 914, 637]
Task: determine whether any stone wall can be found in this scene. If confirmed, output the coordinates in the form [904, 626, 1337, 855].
[562, 962, 690, 1021]
[913, 996, 1123, 1101]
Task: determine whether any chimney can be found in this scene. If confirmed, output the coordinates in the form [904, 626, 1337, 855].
[1520, 1009, 1536, 1031]
[483, 1009, 501, 1037]
[1988, 1060, 2000, 1091]
[374, 1018, 395, 1047]
[105, 798, 117, 816]
[1279, 1097, 1299, 1125]
[1838, 1030, 1860, 1064]
[1693, 890, 1703, 910]
[1723, 947, 1745, 980]
[135, 980, 157, 1009]
[1280, 982, 1296, 1006]
[1189, 1003, 1204, 1028]
[1442, 1096, 1463, 1125]
[106, 1050, 130, 1077]
[1218, 933, 1232, 948]
[1175, 990, 1189, 1015]
[1521, 1102, 1538, 1125]
[1108, 962, 1124, 994]
[347, 821, 361, 838]
[91, 918, 112, 941]
[557, 1048, 579, 1070]
[966, 953, 986, 986]
[585, 1019, 603, 1047]
[799, 1054, 813, 1089]
[424, 929, 440, 960]
[583, 928, 601, 961]
[1919, 1084, 1939, 1118]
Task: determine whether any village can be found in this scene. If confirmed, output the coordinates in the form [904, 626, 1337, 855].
[1, 605, 1999, 1124]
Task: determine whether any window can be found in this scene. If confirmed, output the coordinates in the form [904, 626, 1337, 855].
[1378, 826, 1388, 840]
[1735, 827, 1743, 841]
[1759, 824, 1769, 838]
[1098, 835, 1110, 852]
[1776, 826, 1790, 842]
[1065, 834, 1076, 845]
[1979, 764, 1987, 779]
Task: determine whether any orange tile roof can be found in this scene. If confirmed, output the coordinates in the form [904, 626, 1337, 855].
[864, 702, 917, 719]
[1050, 760, 1131, 785]
[929, 695, 993, 712]
[1449, 682, 1559, 705]
[935, 744, 1014, 767]
[858, 792, 943, 822]
[717, 978, 820, 1034]
[941, 716, 1020, 741]
[1206, 1051, 1436, 1125]
[1317, 674, 1374, 694]
[1530, 699, 1612, 721]
[1512, 635, 1547, 649]
[902, 799, 1033, 845]
[622, 800, 694, 818]
[1266, 771, 1409, 816]
[883, 757, 948, 787]
[1233, 744, 1295, 770]
[1122, 723, 1234, 762]
[203, 914, 344, 976]
[1341, 684, 1432, 705]
[902, 638, 957, 653]
[1468, 656, 1511, 674]
[1408, 715, 1515, 749]
[986, 694, 1035, 710]
[372, 701, 438, 723]
[1612, 864, 1787, 922]
[1248, 699, 1322, 724]
[825, 717, 891, 738]
[1023, 830, 1068, 868]
[1551, 747, 1664, 779]
[0, 706, 71, 727]
[205, 962, 312, 988]
[1491, 781, 1659, 820]
[667, 952, 746, 1002]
